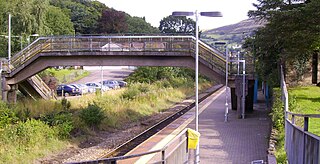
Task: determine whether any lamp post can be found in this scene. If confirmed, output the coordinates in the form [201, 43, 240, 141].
[27, 34, 39, 45]
[215, 42, 229, 122]
[8, 13, 11, 63]
[172, 10, 222, 164]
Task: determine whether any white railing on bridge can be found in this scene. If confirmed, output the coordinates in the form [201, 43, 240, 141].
[280, 65, 320, 164]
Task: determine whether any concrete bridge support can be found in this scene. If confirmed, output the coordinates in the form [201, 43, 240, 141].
[230, 79, 255, 118]
[1, 75, 18, 103]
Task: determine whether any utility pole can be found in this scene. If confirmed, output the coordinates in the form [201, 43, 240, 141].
[8, 13, 11, 63]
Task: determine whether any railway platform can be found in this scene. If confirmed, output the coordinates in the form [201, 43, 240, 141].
[123, 86, 271, 164]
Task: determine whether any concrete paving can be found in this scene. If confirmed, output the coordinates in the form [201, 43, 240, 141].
[188, 89, 271, 164]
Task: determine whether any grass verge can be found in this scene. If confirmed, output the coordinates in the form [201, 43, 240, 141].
[288, 86, 320, 136]
[0, 77, 212, 163]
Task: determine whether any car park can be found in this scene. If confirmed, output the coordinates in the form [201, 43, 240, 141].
[56, 84, 80, 96]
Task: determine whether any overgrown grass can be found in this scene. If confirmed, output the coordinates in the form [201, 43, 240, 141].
[271, 88, 287, 163]
[0, 77, 212, 163]
[288, 86, 320, 136]
[69, 79, 211, 129]
[0, 101, 68, 164]
[39, 68, 90, 84]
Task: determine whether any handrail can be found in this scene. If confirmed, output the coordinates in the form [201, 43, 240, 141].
[281, 65, 320, 164]
[68, 128, 189, 164]
[8, 35, 227, 76]
[6, 35, 230, 100]
[29, 75, 57, 100]
[286, 111, 320, 118]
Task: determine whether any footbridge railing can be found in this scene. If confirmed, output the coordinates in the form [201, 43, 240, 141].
[280, 66, 320, 164]
[5, 35, 227, 100]
[10, 35, 226, 76]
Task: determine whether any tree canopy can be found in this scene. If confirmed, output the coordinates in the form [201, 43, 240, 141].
[159, 15, 196, 35]
[0, 0, 159, 57]
[245, 0, 320, 85]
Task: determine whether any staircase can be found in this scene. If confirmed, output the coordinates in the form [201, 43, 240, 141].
[1, 59, 56, 100]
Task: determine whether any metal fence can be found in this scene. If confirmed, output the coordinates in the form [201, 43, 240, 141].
[68, 128, 190, 164]
[280, 65, 320, 164]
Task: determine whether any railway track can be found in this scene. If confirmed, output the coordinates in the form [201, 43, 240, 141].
[69, 84, 223, 164]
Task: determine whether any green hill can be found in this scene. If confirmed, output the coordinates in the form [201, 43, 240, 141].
[201, 18, 266, 50]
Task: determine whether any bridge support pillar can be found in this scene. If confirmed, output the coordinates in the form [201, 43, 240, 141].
[230, 78, 255, 118]
[7, 84, 18, 104]
[1, 75, 18, 103]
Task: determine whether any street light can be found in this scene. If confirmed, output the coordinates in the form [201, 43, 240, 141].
[215, 41, 229, 122]
[27, 34, 39, 45]
[172, 10, 222, 164]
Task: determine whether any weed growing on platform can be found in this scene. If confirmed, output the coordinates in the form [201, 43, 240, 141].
[270, 88, 287, 163]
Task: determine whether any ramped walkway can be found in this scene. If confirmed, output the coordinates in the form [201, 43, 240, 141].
[187, 89, 271, 164]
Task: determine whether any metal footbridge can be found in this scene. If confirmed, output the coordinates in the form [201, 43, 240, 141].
[1, 35, 252, 103]
[1, 35, 227, 102]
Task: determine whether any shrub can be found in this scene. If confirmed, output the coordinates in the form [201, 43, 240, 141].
[40, 111, 74, 139]
[271, 88, 287, 163]
[270, 88, 284, 131]
[79, 103, 105, 128]
[122, 85, 140, 100]
[61, 98, 71, 111]
[0, 102, 18, 129]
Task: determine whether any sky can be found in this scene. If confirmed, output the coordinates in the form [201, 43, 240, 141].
[98, 0, 258, 30]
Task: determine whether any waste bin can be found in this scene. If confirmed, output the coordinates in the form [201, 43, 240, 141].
[187, 128, 200, 149]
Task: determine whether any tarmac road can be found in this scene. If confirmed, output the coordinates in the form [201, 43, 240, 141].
[71, 68, 134, 84]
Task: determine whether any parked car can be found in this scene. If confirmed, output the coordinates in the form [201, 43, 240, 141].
[70, 84, 89, 95]
[85, 82, 109, 92]
[117, 80, 127, 88]
[101, 80, 120, 89]
[56, 84, 80, 96]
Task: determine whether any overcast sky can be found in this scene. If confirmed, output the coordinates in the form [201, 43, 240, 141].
[98, 0, 258, 30]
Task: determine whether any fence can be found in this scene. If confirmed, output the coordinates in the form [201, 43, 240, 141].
[280, 65, 320, 164]
[69, 128, 191, 164]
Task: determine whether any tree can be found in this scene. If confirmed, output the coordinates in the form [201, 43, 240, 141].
[126, 16, 159, 33]
[245, 0, 320, 85]
[45, 6, 75, 35]
[159, 15, 195, 35]
[50, 0, 107, 34]
[97, 9, 127, 34]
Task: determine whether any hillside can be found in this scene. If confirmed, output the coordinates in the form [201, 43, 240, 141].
[204, 18, 266, 35]
[201, 18, 266, 50]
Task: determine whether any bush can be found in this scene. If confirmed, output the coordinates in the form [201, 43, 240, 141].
[270, 88, 284, 131]
[0, 102, 18, 129]
[79, 103, 105, 128]
[40, 111, 74, 139]
[122, 85, 140, 100]
[271, 88, 287, 163]
[61, 98, 71, 111]
[1, 119, 57, 147]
